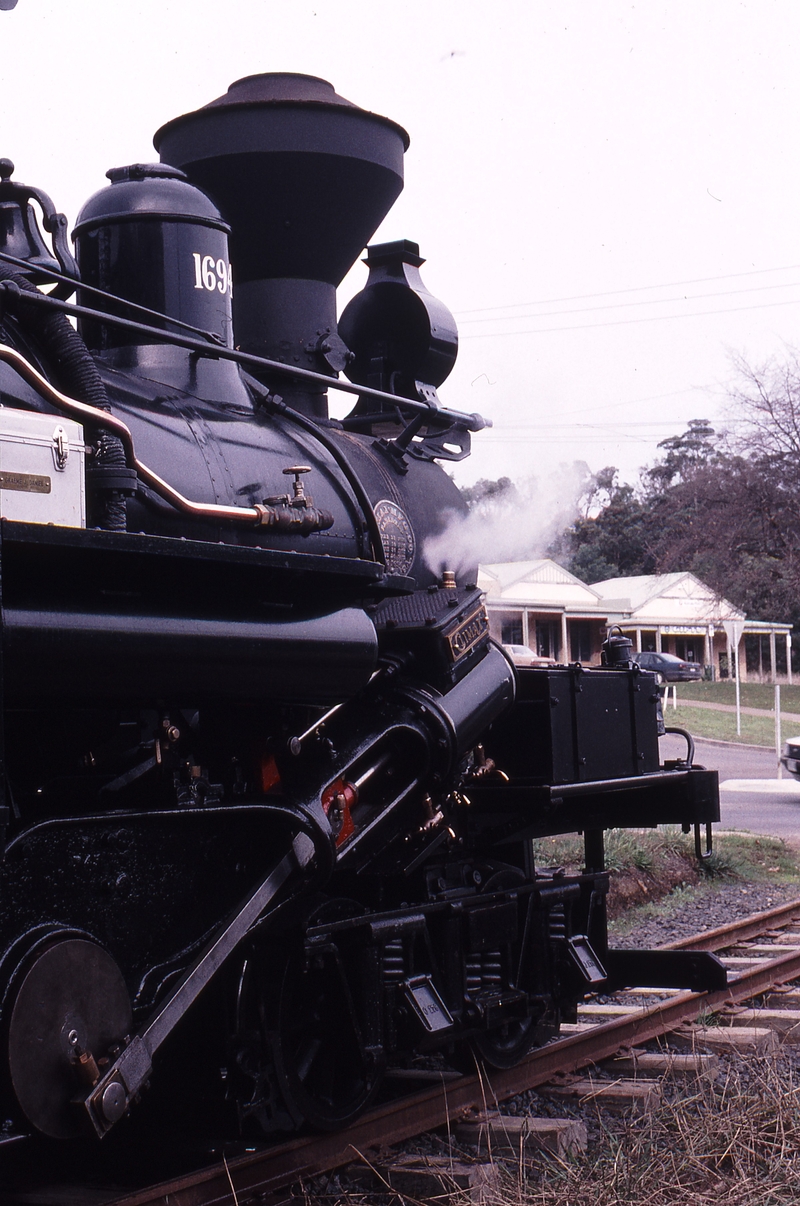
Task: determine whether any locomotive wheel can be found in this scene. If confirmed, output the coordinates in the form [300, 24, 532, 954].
[269, 900, 380, 1131]
[7, 937, 132, 1139]
[448, 1020, 539, 1075]
[472, 1017, 538, 1069]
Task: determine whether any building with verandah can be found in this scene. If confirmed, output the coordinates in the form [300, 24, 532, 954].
[479, 561, 793, 682]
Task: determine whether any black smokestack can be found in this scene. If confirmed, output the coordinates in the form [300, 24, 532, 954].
[154, 73, 408, 417]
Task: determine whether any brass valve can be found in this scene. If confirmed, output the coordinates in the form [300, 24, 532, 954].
[283, 465, 312, 501]
[258, 465, 334, 533]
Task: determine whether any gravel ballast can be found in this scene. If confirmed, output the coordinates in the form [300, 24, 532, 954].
[613, 879, 800, 948]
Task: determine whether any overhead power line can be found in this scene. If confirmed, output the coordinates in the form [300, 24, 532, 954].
[454, 263, 800, 317]
[495, 420, 708, 431]
[458, 279, 800, 326]
[479, 430, 699, 444]
[555, 386, 707, 420]
[459, 293, 800, 339]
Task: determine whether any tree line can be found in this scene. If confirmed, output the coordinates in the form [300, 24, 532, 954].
[464, 349, 800, 628]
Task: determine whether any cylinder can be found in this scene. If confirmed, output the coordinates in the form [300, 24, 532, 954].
[73, 164, 233, 353]
[3, 606, 378, 705]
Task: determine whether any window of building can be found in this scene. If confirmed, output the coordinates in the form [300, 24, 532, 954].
[719, 651, 736, 679]
[570, 621, 592, 663]
[641, 631, 657, 652]
[501, 617, 523, 645]
[744, 635, 760, 676]
[675, 637, 701, 663]
[536, 620, 561, 659]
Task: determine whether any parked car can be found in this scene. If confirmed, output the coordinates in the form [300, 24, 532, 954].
[502, 644, 558, 668]
[780, 737, 800, 781]
[632, 651, 703, 682]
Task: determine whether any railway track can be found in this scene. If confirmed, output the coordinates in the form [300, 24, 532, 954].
[7, 896, 800, 1206]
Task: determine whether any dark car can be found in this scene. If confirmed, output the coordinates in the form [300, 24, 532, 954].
[633, 651, 703, 682]
[780, 737, 800, 781]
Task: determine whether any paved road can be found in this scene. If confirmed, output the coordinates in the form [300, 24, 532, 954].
[661, 732, 800, 839]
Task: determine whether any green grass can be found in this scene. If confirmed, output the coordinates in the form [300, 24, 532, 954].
[662, 702, 781, 746]
[534, 827, 797, 883]
[677, 680, 800, 711]
[701, 830, 798, 879]
[533, 827, 799, 930]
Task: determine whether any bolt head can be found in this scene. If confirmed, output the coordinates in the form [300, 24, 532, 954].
[101, 1081, 127, 1123]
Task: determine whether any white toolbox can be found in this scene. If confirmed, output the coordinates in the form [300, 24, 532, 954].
[0, 408, 85, 527]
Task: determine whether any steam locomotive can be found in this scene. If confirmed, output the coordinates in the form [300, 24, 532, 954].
[0, 73, 724, 1154]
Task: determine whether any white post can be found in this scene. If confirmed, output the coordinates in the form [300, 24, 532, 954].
[776, 682, 783, 779]
[726, 631, 732, 683]
[770, 630, 777, 684]
[788, 632, 794, 686]
[735, 641, 741, 736]
[521, 610, 529, 650]
[671, 684, 678, 710]
[561, 613, 569, 662]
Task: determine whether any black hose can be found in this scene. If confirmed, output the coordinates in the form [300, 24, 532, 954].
[0, 266, 127, 530]
[0, 265, 107, 409]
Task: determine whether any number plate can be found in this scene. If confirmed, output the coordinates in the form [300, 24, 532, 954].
[446, 604, 489, 662]
[403, 976, 454, 1033]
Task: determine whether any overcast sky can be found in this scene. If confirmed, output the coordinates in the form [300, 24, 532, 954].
[3, 0, 800, 490]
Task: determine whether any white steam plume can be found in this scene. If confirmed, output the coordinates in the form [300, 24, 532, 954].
[423, 463, 589, 578]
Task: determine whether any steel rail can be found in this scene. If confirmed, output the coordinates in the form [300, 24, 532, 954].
[108, 896, 800, 1206]
[663, 896, 800, 952]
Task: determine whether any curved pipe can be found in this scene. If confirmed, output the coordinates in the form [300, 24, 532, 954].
[664, 726, 695, 767]
[0, 343, 333, 533]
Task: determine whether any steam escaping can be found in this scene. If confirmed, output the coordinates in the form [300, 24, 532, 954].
[423, 463, 589, 578]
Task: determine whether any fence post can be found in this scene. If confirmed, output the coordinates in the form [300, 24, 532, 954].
[735, 651, 741, 736]
[776, 682, 783, 780]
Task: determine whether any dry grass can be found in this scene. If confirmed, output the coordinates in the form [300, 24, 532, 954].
[311, 1051, 800, 1204]
[305, 1051, 800, 1206]
[504, 1051, 800, 1205]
